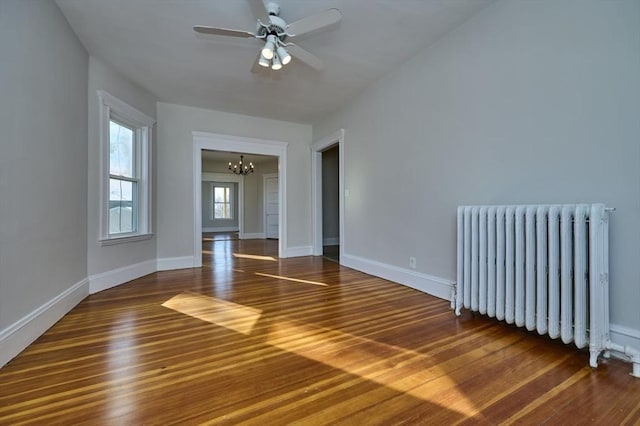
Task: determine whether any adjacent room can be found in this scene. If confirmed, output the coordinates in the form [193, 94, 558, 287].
[1, 0, 639, 423]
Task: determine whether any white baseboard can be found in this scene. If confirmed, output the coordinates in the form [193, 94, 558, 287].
[241, 232, 265, 239]
[610, 324, 640, 349]
[157, 256, 197, 271]
[0, 278, 89, 368]
[89, 259, 156, 294]
[202, 226, 238, 232]
[341, 253, 453, 301]
[323, 237, 339, 246]
[284, 246, 313, 258]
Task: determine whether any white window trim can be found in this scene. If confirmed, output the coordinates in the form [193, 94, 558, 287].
[98, 90, 155, 245]
[211, 182, 235, 221]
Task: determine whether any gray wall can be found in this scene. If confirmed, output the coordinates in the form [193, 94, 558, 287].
[87, 57, 157, 276]
[314, 0, 640, 337]
[156, 102, 311, 259]
[322, 145, 340, 243]
[0, 0, 88, 330]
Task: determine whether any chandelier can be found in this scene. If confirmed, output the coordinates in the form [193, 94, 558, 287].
[228, 155, 254, 175]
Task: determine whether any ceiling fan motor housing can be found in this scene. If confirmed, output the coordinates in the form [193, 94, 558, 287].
[265, 2, 281, 16]
[257, 14, 287, 39]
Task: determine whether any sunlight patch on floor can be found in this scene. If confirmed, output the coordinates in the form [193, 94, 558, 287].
[232, 253, 277, 261]
[162, 292, 477, 417]
[254, 272, 328, 287]
[264, 317, 479, 418]
[162, 292, 262, 335]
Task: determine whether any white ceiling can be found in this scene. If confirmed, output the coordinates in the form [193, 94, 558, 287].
[56, 0, 494, 124]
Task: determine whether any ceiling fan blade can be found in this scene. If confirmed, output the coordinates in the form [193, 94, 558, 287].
[286, 43, 324, 71]
[248, 0, 270, 27]
[285, 8, 342, 39]
[193, 26, 256, 39]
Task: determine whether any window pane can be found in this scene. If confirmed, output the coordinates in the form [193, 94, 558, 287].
[213, 185, 233, 220]
[214, 204, 224, 219]
[214, 203, 232, 219]
[110, 120, 134, 178]
[215, 202, 231, 219]
[214, 187, 227, 203]
[109, 178, 136, 234]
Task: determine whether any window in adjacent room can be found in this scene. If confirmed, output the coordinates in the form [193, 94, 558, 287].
[98, 90, 155, 244]
[212, 183, 234, 220]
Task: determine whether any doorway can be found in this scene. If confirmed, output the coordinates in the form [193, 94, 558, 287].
[193, 132, 288, 267]
[321, 146, 339, 261]
[311, 129, 345, 262]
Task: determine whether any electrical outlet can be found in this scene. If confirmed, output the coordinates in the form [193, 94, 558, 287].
[409, 257, 416, 269]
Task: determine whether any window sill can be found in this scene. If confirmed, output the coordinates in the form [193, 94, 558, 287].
[99, 233, 154, 246]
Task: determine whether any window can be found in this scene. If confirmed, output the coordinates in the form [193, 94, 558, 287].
[109, 120, 136, 234]
[212, 184, 234, 220]
[98, 90, 155, 244]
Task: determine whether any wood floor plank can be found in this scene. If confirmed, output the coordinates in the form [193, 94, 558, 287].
[1, 233, 639, 424]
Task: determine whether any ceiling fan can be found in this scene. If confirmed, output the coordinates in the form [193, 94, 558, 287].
[194, 0, 342, 72]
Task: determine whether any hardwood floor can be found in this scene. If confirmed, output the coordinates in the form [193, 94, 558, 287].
[1, 235, 640, 424]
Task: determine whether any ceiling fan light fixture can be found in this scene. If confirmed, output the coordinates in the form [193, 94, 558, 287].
[261, 35, 276, 60]
[271, 53, 282, 70]
[276, 46, 291, 65]
[258, 53, 270, 67]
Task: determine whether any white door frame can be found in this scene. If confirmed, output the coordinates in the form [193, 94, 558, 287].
[311, 129, 345, 260]
[193, 131, 288, 266]
[201, 173, 243, 234]
[263, 173, 279, 239]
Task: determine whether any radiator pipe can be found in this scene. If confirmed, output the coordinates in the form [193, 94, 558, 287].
[606, 341, 640, 378]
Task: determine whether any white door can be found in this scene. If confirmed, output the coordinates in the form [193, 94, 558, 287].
[264, 175, 279, 239]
